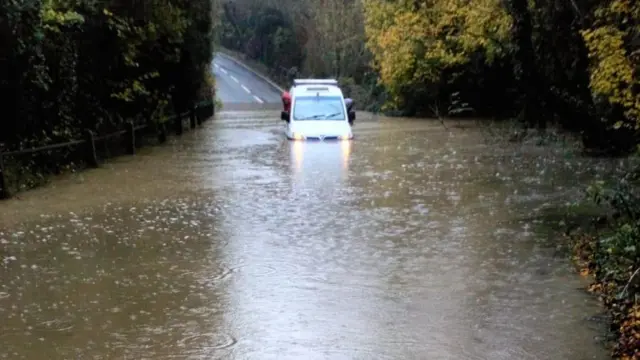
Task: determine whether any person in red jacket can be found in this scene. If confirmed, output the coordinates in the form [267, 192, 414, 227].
[281, 91, 291, 112]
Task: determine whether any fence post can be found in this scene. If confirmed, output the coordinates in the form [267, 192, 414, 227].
[212, 99, 215, 117]
[189, 109, 196, 129]
[195, 106, 202, 126]
[85, 130, 98, 167]
[158, 122, 167, 143]
[126, 121, 135, 155]
[174, 115, 183, 135]
[0, 152, 8, 199]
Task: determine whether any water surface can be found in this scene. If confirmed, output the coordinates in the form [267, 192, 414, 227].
[0, 110, 621, 359]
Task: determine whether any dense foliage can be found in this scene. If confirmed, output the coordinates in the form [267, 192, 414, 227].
[0, 0, 216, 151]
[363, 0, 638, 151]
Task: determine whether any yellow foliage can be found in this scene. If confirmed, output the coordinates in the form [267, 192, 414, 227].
[363, 0, 512, 108]
[580, 268, 590, 277]
[41, 0, 84, 32]
[581, 0, 640, 130]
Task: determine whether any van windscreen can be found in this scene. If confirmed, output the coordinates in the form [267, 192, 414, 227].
[293, 96, 345, 121]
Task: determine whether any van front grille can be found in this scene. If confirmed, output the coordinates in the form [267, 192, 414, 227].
[306, 136, 339, 141]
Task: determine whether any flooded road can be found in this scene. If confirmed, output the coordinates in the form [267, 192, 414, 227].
[0, 57, 624, 359]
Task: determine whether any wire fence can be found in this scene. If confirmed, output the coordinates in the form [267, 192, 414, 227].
[0, 100, 215, 199]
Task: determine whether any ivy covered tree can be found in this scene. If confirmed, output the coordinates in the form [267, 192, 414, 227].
[0, 0, 216, 149]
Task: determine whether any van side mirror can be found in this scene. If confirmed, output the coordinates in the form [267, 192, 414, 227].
[281, 111, 290, 122]
[348, 110, 355, 125]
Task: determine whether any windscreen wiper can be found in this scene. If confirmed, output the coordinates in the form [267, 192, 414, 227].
[322, 112, 342, 119]
[299, 112, 343, 120]
[300, 114, 327, 120]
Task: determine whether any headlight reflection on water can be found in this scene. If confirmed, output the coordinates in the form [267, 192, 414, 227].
[290, 140, 352, 177]
[341, 139, 351, 171]
[292, 140, 304, 173]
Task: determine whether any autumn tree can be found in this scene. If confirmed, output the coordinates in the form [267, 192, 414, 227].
[363, 0, 512, 115]
[581, 0, 640, 133]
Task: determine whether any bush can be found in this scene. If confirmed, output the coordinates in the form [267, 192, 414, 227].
[572, 164, 640, 358]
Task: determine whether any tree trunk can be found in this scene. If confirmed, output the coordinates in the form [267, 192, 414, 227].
[507, 0, 544, 129]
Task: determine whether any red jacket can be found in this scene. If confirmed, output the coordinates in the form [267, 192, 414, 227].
[282, 91, 291, 112]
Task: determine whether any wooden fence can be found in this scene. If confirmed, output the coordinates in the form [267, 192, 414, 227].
[0, 100, 215, 200]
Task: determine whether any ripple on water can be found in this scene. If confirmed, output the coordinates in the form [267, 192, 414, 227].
[228, 263, 279, 277]
[197, 262, 288, 289]
[177, 332, 237, 350]
[35, 319, 74, 333]
[205, 266, 235, 283]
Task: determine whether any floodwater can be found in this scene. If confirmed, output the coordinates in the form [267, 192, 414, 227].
[0, 109, 624, 359]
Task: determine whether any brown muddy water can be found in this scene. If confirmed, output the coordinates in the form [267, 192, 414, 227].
[0, 109, 627, 359]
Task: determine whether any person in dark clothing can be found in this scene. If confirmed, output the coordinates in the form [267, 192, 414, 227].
[345, 98, 353, 112]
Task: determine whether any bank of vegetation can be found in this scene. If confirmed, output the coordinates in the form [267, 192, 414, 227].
[0, 0, 217, 192]
[218, 0, 640, 357]
[571, 170, 640, 359]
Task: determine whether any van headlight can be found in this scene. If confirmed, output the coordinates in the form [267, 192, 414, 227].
[339, 133, 353, 140]
[291, 132, 305, 140]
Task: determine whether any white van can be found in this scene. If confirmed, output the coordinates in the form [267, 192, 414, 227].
[280, 79, 355, 141]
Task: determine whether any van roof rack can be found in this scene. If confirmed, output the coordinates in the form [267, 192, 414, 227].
[293, 79, 338, 87]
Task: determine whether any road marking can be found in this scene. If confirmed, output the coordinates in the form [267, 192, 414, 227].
[241, 84, 251, 93]
[230, 75, 238, 83]
[220, 68, 227, 74]
[253, 95, 264, 103]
